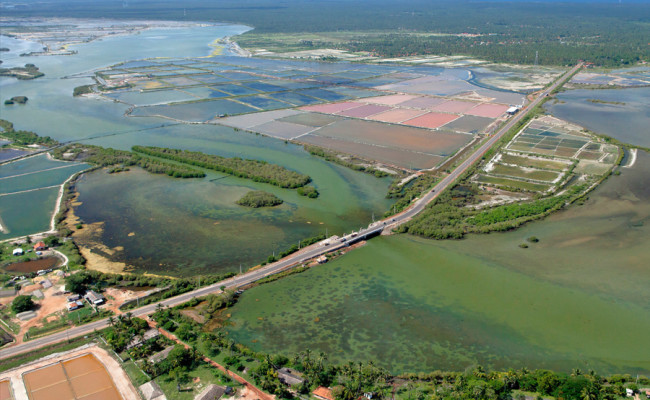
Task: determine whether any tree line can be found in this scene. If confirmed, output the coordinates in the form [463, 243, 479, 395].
[53, 144, 206, 178]
[132, 146, 311, 189]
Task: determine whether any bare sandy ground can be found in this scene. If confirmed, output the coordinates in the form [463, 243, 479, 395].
[2, 272, 68, 345]
[0, 343, 139, 400]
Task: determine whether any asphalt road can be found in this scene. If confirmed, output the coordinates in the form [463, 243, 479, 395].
[0, 63, 581, 361]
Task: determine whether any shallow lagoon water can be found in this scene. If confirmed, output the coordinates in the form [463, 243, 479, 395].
[546, 87, 650, 147]
[226, 152, 650, 374]
[73, 124, 393, 275]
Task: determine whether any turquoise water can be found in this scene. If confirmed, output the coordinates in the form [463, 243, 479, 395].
[0, 187, 60, 239]
[0, 155, 88, 239]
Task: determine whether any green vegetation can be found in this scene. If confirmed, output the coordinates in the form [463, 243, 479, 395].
[476, 175, 552, 192]
[304, 145, 389, 178]
[52, 144, 206, 178]
[236, 191, 283, 208]
[261, 234, 326, 266]
[72, 84, 94, 96]
[104, 314, 149, 352]
[399, 184, 588, 239]
[120, 272, 236, 310]
[385, 174, 437, 217]
[11, 295, 34, 313]
[0, 64, 44, 80]
[297, 185, 319, 198]
[0, 119, 58, 147]
[133, 146, 311, 188]
[587, 99, 626, 106]
[157, 289, 649, 400]
[10, 0, 648, 66]
[490, 164, 560, 182]
[4, 96, 28, 105]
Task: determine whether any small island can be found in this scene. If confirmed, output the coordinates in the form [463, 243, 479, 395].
[236, 191, 283, 208]
[0, 64, 44, 80]
[297, 185, 319, 198]
[4, 96, 28, 105]
[587, 99, 626, 106]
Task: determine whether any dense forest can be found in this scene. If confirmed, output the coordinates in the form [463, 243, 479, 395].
[133, 146, 311, 188]
[4, 0, 649, 66]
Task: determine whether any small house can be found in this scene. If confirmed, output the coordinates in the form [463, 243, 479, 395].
[33, 242, 47, 251]
[40, 279, 53, 289]
[195, 384, 227, 400]
[626, 388, 634, 397]
[313, 387, 335, 400]
[139, 381, 167, 400]
[277, 368, 305, 386]
[67, 294, 81, 302]
[85, 290, 105, 305]
[67, 301, 81, 311]
[12, 248, 24, 256]
[317, 256, 328, 264]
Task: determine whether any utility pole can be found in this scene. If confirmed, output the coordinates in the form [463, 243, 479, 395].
[535, 51, 539, 66]
[239, 264, 242, 274]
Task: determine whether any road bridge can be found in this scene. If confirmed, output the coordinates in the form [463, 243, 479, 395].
[0, 63, 582, 360]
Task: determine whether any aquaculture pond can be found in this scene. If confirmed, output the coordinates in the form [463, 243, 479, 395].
[0, 155, 88, 240]
[546, 87, 650, 147]
[225, 151, 650, 375]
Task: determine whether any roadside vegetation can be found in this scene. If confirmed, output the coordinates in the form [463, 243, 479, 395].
[236, 191, 283, 208]
[133, 146, 311, 189]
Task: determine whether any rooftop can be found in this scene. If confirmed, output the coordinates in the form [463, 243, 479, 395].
[313, 386, 334, 400]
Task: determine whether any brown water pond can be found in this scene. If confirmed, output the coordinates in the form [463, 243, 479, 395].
[4, 257, 59, 273]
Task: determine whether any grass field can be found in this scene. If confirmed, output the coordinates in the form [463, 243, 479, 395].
[475, 175, 551, 192]
[490, 164, 561, 182]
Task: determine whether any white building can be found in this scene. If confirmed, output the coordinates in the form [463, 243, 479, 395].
[13, 248, 24, 256]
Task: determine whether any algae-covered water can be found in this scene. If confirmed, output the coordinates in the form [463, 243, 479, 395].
[225, 151, 650, 375]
